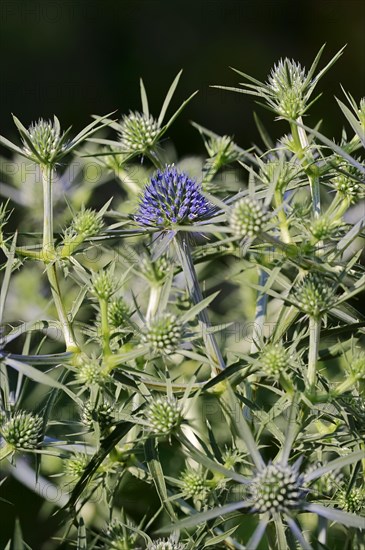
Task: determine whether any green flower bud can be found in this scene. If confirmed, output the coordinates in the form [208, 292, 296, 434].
[23, 118, 68, 164]
[63, 453, 89, 479]
[267, 59, 307, 119]
[221, 448, 245, 469]
[250, 463, 306, 514]
[147, 537, 186, 550]
[206, 135, 241, 166]
[259, 342, 291, 378]
[1, 411, 43, 450]
[181, 469, 208, 500]
[104, 521, 140, 550]
[91, 270, 117, 301]
[337, 487, 365, 514]
[142, 313, 182, 355]
[81, 401, 114, 431]
[108, 297, 131, 328]
[76, 358, 108, 385]
[309, 215, 343, 241]
[292, 273, 334, 318]
[333, 162, 364, 204]
[259, 157, 298, 192]
[146, 397, 183, 435]
[119, 111, 160, 152]
[230, 197, 267, 238]
[71, 207, 104, 237]
[140, 254, 171, 285]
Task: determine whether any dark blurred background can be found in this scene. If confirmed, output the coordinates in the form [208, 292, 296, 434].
[0, 1, 364, 547]
[0, 0, 364, 157]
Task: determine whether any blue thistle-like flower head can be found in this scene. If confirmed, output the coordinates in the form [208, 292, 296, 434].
[135, 165, 215, 228]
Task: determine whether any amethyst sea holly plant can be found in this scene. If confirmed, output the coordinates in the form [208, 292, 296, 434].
[0, 48, 364, 549]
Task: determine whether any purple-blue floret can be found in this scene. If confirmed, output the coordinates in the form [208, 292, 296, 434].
[135, 165, 215, 227]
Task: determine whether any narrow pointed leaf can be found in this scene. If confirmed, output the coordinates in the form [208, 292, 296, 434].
[158, 69, 183, 126]
[140, 78, 149, 117]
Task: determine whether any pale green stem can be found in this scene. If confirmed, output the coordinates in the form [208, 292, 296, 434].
[274, 188, 291, 244]
[250, 270, 269, 353]
[291, 118, 321, 218]
[245, 269, 269, 420]
[46, 264, 79, 352]
[41, 165, 79, 353]
[146, 285, 162, 321]
[307, 316, 321, 389]
[174, 231, 226, 373]
[100, 298, 112, 356]
[116, 168, 141, 195]
[41, 165, 54, 258]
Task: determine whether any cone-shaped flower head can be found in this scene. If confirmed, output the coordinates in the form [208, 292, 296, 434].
[259, 342, 291, 378]
[230, 197, 267, 238]
[105, 521, 139, 550]
[142, 313, 182, 354]
[292, 273, 334, 318]
[1, 411, 43, 450]
[81, 401, 114, 431]
[64, 453, 90, 479]
[119, 111, 161, 152]
[181, 469, 208, 500]
[23, 117, 68, 164]
[135, 165, 215, 228]
[147, 537, 186, 550]
[250, 462, 306, 514]
[146, 397, 183, 435]
[267, 59, 307, 119]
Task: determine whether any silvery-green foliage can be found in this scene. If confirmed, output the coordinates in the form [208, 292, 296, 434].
[0, 47, 364, 550]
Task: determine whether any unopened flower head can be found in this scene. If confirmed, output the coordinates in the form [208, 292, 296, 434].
[333, 162, 364, 204]
[337, 486, 365, 514]
[181, 468, 208, 500]
[108, 297, 131, 328]
[309, 215, 343, 241]
[146, 397, 183, 435]
[64, 453, 89, 479]
[119, 111, 160, 152]
[259, 157, 298, 192]
[77, 358, 108, 385]
[135, 165, 215, 228]
[250, 462, 306, 514]
[23, 117, 68, 164]
[229, 197, 267, 238]
[259, 342, 291, 378]
[1, 411, 43, 450]
[140, 254, 171, 284]
[267, 59, 307, 119]
[147, 537, 186, 550]
[142, 313, 182, 354]
[105, 520, 140, 550]
[81, 401, 114, 431]
[71, 207, 104, 237]
[292, 273, 334, 318]
[91, 270, 117, 301]
[206, 134, 240, 165]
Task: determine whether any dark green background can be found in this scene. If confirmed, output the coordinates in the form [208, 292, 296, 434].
[0, 0, 364, 156]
